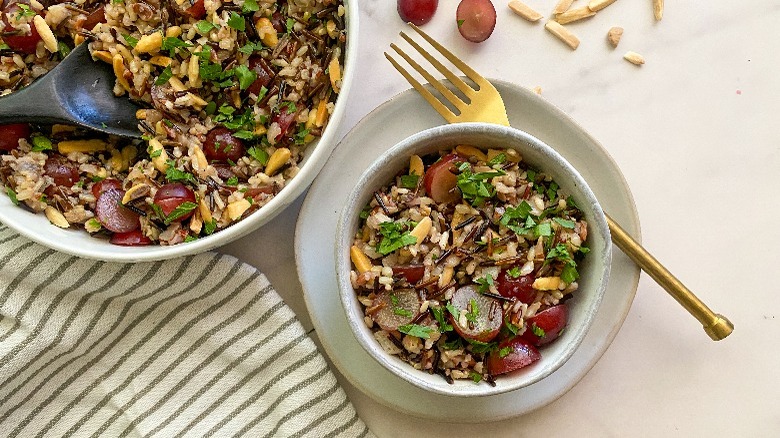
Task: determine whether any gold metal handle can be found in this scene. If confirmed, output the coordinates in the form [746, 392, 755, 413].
[606, 214, 733, 340]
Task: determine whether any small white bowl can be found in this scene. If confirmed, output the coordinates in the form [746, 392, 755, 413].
[335, 123, 612, 397]
[0, 0, 358, 262]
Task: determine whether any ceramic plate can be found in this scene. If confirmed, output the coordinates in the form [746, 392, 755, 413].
[295, 79, 641, 422]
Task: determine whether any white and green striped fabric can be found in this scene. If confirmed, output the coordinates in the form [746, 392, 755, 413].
[0, 224, 371, 437]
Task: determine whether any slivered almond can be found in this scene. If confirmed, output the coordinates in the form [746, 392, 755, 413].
[112, 54, 131, 92]
[121, 184, 149, 204]
[92, 50, 113, 64]
[555, 6, 596, 25]
[148, 138, 169, 172]
[33, 15, 57, 52]
[532, 86, 542, 95]
[653, 0, 663, 20]
[149, 55, 173, 67]
[189, 211, 203, 234]
[607, 27, 623, 48]
[350, 245, 373, 273]
[226, 199, 251, 221]
[455, 145, 487, 162]
[552, 0, 574, 15]
[188, 53, 199, 84]
[45, 207, 70, 228]
[624, 51, 645, 65]
[410, 217, 432, 244]
[192, 145, 208, 170]
[533, 276, 562, 290]
[198, 198, 213, 224]
[409, 155, 424, 177]
[329, 57, 341, 92]
[439, 266, 454, 289]
[545, 21, 580, 50]
[265, 148, 291, 176]
[58, 139, 107, 153]
[315, 99, 329, 127]
[588, 0, 619, 12]
[508, 1, 543, 22]
[135, 32, 162, 53]
[168, 76, 186, 92]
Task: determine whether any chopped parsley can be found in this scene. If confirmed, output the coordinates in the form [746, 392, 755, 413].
[359, 206, 370, 220]
[466, 339, 497, 354]
[294, 128, 310, 145]
[465, 298, 479, 323]
[164, 202, 197, 224]
[532, 323, 546, 337]
[122, 33, 138, 48]
[165, 164, 196, 184]
[376, 221, 417, 256]
[57, 42, 71, 59]
[199, 61, 224, 81]
[227, 11, 246, 31]
[507, 266, 521, 278]
[553, 217, 576, 229]
[534, 221, 552, 238]
[233, 130, 256, 140]
[488, 153, 506, 166]
[154, 66, 173, 86]
[16, 4, 35, 18]
[30, 135, 53, 152]
[456, 162, 505, 206]
[498, 346, 513, 358]
[469, 371, 483, 383]
[204, 101, 217, 115]
[475, 274, 494, 293]
[286, 17, 295, 33]
[445, 302, 459, 320]
[195, 20, 217, 34]
[393, 307, 413, 318]
[546, 181, 559, 202]
[203, 219, 217, 235]
[161, 36, 192, 56]
[247, 146, 269, 165]
[234, 64, 257, 90]
[442, 337, 463, 350]
[430, 306, 453, 333]
[194, 45, 212, 62]
[0, 42, 10, 50]
[546, 243, 580, 284]
[242, 0, 259, 13]
[399, 174, 419, 189]
[238, 41, 264, 55]
[6, 188, 19, 206]
[457, 19, 465, 28]
[184, 235, 198, 242]
[503, 317, 520, 336]
[225, 176, 239, 186]
[398, 324, 434, 339]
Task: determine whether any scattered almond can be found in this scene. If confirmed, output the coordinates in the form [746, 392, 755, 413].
[588, 0, 619, 12]
[552, 0, 574, 15]
[44, 206, 70, 229]
[624, 51, 645, 65]
[532, 86, 542, 95]
[545, 21, 580, 50]
[555, 6, 596, 25]
[607, 26, 623, 48]
[508, 1, 543, 23]
[653, 0, 663, 20]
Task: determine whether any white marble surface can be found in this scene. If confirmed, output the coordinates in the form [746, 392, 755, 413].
[222, 0, 780, 436]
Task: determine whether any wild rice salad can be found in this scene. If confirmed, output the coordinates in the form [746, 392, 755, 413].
[349, 146, 590, 384]
[0, 0, 345, 245]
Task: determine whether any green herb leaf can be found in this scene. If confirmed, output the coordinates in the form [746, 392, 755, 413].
[238, 41, 263, 54]
[242, 0, 259, 13]
[430, 306, 453, 333]
[466, 339, 497, 354]
[553, 217, 576, 229]
[560, 263, 579, 284]
[225, 176, 239, 186]
[155, 66, 173, 86]
[532, 323, 546, 337]
[507, 266, 521, 278]
[286, 17, 295, 33]
[30, 135, 53, 152]
[359, 206, 370, 220]
[247, 146, 269, 165]
[164, 201, 197, 224]
[161, 36, 192, 56]
[184, 235, 198, 242]
[487, 153, 506, 166]
[57, 41, 71, 59]
[204, 219, 217, 235]
[394, 308, 413, 318]
[457, 165, 505, 206]
[500, 201, 532, 226]
[16, 4, 35, 18]
[446, 302, 459, 320]
[122, 33, 138, 48]
[498, 346, 513, 358]
[0, 42, 10, 50]
[475, 273, 494, 294]
[465, 298, 480, 323]
[376, 221, 418, 255]
[234, 64, 257, 90]
[6, 187, 19, 206]
[199, 61, 224, 81]
[194, 45, 212, 62]
[227, 11, 246, 31]
[469, 371, 482, 383]
[534, 221, 552, 238]
[294, 127, 310, 145]
[195, 20, 217, 34]
[165, 165, 196, 184]
[503, 317, 520, 336]
[399, 174, 419, 189]
[398, 324, 434, 339]
[457, 19, 465, 28]
[233, 130, 255, 140]
[442, 337, 463, 350]
[566, 195, 579, 209]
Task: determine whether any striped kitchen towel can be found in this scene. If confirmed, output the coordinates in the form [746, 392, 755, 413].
[0, 224, 372, 437]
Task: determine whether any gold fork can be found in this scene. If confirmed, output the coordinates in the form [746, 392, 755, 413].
[385, 23, 733, 341]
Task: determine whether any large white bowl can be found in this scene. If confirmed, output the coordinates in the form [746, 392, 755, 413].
[0, 1, 358, 262]
[335, 123, 612, 397]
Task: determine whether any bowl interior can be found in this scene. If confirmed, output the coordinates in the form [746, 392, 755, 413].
[0, 0, 359, 262]
[336, 123, 611, 397]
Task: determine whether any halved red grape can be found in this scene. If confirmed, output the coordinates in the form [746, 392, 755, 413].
[153, 183, 196, 220]
[497, 268, 536, 303]
[95, 189, 140, 233]
[203, 127, 245, 162]
[392, 264, 426, 284]
[423, 153, 463, 204]
[91, 178, 122, 198]
[397, 0, 438, 26]
[448, 285, 502, 342]
[271, 105, 298, 141]
[172, 0, 205, 19]
[0, 123, 31, 151]
[80, 5, 106, 31]
[456, 0, 496, 43]
[110, 229, 152, 246]
[521, 304, 568, 346]
[368, 288, 421, 331]
[2, 2, 41, 54]
[44, 155, 80, 187]
[487, 337, 540, 375]
[247, 55, 273, 97]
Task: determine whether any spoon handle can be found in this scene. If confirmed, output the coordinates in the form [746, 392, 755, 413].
[606, 214, 733, 340]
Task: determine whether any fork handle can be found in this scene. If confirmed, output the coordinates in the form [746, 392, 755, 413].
[606, 214, 733, 340]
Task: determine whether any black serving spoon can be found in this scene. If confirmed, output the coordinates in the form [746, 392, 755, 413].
[0, 44, 141, 138]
